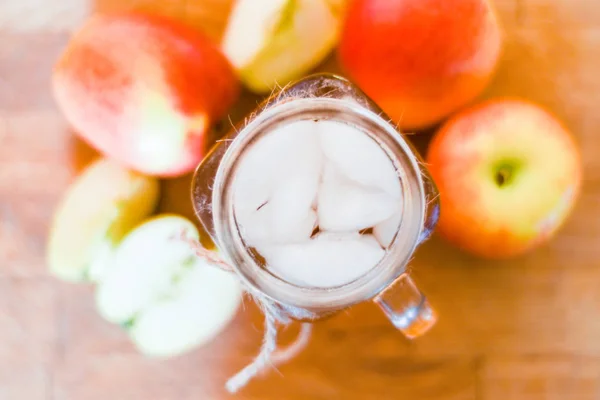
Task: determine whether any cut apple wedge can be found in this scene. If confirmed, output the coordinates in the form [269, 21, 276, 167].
[221, 0, 345, 93]
[47, 158, 160, 283]
[95, 215, 242, 358]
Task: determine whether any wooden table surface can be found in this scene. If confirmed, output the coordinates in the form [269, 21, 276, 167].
[1, 0, 600, 399]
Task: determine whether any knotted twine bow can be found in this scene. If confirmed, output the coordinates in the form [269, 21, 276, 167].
[183, 235, 314, 393]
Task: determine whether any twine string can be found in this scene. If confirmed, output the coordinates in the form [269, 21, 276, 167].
[180, 232, 314, 393]
[179, 232, 234, 272]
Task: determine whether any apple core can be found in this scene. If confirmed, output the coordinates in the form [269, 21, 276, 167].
[493, 160, 521, 187]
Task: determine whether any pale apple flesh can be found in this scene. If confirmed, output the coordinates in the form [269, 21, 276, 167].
[96, 215, 242, 357]
[221, 0, 343, 93]
[427, 99, 582, 258]
[46, 158, 160, 282]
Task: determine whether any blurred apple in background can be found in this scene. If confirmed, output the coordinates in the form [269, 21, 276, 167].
[52, 11, 240, 178]
[221, 0, 347, 93]
[426, 99, 582, 259]
[96, 215, 242, 357]
[47, 158, 160, 282]
[94, 0, 235, 42]
[338, 0, 502, 131]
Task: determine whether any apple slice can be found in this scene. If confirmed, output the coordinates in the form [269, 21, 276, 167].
[96, 214, 242, 357]
[221, 0, 344, 93]
[47, 158, 160, 283]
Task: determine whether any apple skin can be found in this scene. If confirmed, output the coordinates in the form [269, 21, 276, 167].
[94, 0, 235, 42]
[337, 0, 502, 130]
[52, 11, 240, 177]
[426, 98, 583, 259]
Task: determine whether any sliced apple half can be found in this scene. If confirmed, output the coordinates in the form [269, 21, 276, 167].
[95, 214, 242, 358]
[47, 158, 160, 283]
[221, 0, 345, 93]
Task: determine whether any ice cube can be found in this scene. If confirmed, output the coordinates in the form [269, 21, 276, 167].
[374, 210, 402, 248]
[233, 119, 322, 207]
[233, 155, 273, 216]
[234, 204, 273, 246]
[268, 159, 321, 228]
[237, 199, 317, 249]
[318, 120, 401, 198]
[278, 120, 323, 177]
[358, 232, 385, 249]
[316, 231, 384, 250]
[233, 119, 323, 244]
[269, 206, 317, 243]
[260, 232, 385, 288]
[247, 119, 323, 185]
[317, 163, 400, 232]
[316, 230, 362, 241]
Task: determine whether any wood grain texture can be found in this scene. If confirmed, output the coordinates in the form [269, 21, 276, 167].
[1, 0, 599, 399]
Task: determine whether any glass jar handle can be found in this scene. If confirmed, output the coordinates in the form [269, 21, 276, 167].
[373, 273, 437, 339]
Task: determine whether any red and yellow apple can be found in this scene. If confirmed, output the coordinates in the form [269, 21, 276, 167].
[337, 0, 502, 130]
[94, 0, 235, 42]
[52, 11, 240, 177]
[47, 158, 160, 282]
[426, 98, 582, 259]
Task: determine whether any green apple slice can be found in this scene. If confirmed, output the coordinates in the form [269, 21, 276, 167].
[221, 0, 344, 93]
[47, 158, 160, 283]
[95, 215, 242, 358]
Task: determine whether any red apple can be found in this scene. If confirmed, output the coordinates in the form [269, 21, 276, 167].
[52, 11, 240, 177]
[94, 0, 235, 42]
[426, 98, 583, 259]
[337, 0, 502, 130]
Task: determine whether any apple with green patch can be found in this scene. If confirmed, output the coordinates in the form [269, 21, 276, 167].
[47, 158, 160, 282]
[426, 98, 582, 259]
[52, 11, 240, 177]
[96, 214, 242, 357]
[221, 0, 346, 93]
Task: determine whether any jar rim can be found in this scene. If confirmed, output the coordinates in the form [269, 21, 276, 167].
[212, 97, 427, 311]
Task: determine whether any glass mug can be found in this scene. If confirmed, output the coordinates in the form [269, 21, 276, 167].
[192, 74, 440, 339]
